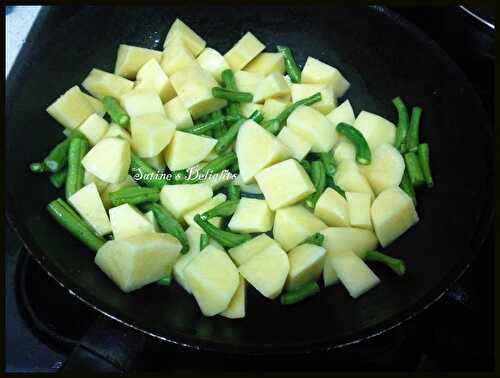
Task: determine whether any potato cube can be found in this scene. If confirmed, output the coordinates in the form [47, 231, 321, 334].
[183, 193, 227, 229]
[114, 44, 162, 79]
[100, 175, 137, 209]
[240, 103, 264, 118]
[163, 97, 193, 130]
[301, 57, 350, 97]
[245, 52, 285, 76]
[144, 152, 166, 172]
[160, 37, 198, 76]
[163, 18, 206, 56]
[196, 47, 230, 83]
[228, 198, 273, 233]
[46, 86, 95, 129]
[69, 183, 111, 236]
[82, 137, 131, 184]
[287, 105, 337, 153]
[220, 275, 246, 319]
[255, 159, 315, 210]
[170, 65, 227, 119]
[262, 98, 290, 121]
[135, 59, 176, 102]
[164, 130, 217, 171]
[224, 32, 265, 71]
[173, 226, 203, 293]
[253, 72, 290, 103]
[103, 123, 132, 143]
[185, 245, 240, 316]
[353, 111, 396, 151]
[291, 83, 336, 114]
[371, 186, 419, 247]
[130, 113, 175, 158]
[333, 141, 356, 163]
[323, 251, 339, 287]
[239, 242, 289, 299]
[160, 183, 213, 219]
[234, 70, 264, 97]
[320, 227, 378, 258]
[286, 244, 326, 290]
[314, 187, 350, 227]
[273, 205, 327, 251]
[77, 113, 109, 145]
[326, 99, 355, 127]
[346, 192, 372, 230]
[109, 204, 156, 240]
[276, 127, 312, 161]
[228, 234, 276, 266]
[82, 93, 105, 117]
[82, 68, 134, 100]
[233, 175, 263, 196]
[143, 210, 160, 232]
[120, 89, 165, 117]
[83, 171, 109, 194]
[334, 160, 374, 198]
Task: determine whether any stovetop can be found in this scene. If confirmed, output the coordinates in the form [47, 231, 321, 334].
[5, 6, 494, 372]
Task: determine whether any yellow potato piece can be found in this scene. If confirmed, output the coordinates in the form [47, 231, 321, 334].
[346, 192, 373, 230]
[69, 183, 111, 236]
[164, 131, 217, 171]
[286, 244, 326, 290]
[173, 226, 204, 293]
[334, 160, 374, 198]
[46, 86, 95, 129]
[83, 170, 109, 193]
[228, 198, 274, 233]
[144, 152, 166, 172]
[160, 183, 213, 219]
[196, 47, 230, 83]
[160, 37, 198, 76]
[314, 187, 350, 227]
[77, 113, 110, 145]
[143, 210, 160, 232]
[163, 97, 194, 130]
[104, 123, 132, 143]
[301, 57, 350, 97]
[262, 98, 290, 121]
[253, 72, 290, 104]
[220, 275, 246, 319]
[82, 68, 134, 100]
[276, 127, 312, 161]
[240, 103, 264, 118]
[290, 83, 337, 114]
[245, 52, 285, 76]
[120, 89, 165, 117]
[224, 32, 265, 71]
[82, 93, 105, 117]
[163, 18, 206, 56]
[228, 234, 277, 266]
[353, 111, 396, 151]
[234, 70, 264, 97]
[320, 227, 378, 258]
[135, 59, 176, 103]
[183, 193, 227, 229]
[114, 44, 162, 79]
[326, 99, 355, 127]
[109, 204, 155, 240]
[130, 113, 175, 158]
[333, 141, 356, 164]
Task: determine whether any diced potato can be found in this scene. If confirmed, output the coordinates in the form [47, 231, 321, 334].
[163, 18, 206, 56]
[353, 111, 396, 151]
[135, 59, 176, 102]
[287, 105, 337, 153]
[196, 47, 230, 83]
[46, 86, 95, 129]
[144, 152, 166, 172]
[323, 254, 339, 287]
[164, 131, 217, 171]
[228, 234, 276, 266]
[163, 97, 194, 130]
[83, 170, 109, 193]
[185, 245, 239, 316]
[143, 210, 160, 232]
[240, 103, 264, 118]
[346, 192, 372, 230]
[160, 37, 198, 76]
[273, 205, 327, 251]
[82, 137, 131, 184]
[301, 57, 350, 98]
[234, 70, 264, 97]
[255, 159, 315, 211]
[276, 127, 312, 161]
[95, 233, 181, 293]
[82, 93, 106, 117]
[69, 183, 111, 236]
[314, 187, 350, 227]
[290, 83, 336, 114]
[100, 175, 137, 209]
[320, 227, 378, 258]
[173, 226, 204, 293]
[120, 89, 165, 117]
[220, 275, 246, 319]
[103, 123, 132, 143]
[224, 32, 265, 71]
[245, 52, 285, 76]
[358, 144, 405, 195]
[170, 64, 227, 119]
[371, 186, 419, 247]
[262, 98, 290, 121]
[82, 68, 134, 100]
[286, 244, 326, 290]
[334, 160, 374, 198]
[109, 204, 156, 240]
[160, 183, 213, 219]
[333, 141, 356, 163]
[228, 198, 273, 233]
[235, 120, 289, 183]
[77, 113, 109, 145]
[253, 72, 290, 103]
[183, 193, 227, 229]
[326, 99, 355, 127]
[130, 114, 175, 158]
[114, 44, 162, 79]
[239, 242, 289, 299]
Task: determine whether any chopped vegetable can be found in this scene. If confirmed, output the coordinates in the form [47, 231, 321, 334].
[392, 96, 409, 153]
[277, 45, 301, 83]
[102, 96, 130, 127]
[404, 152, 425, 187]
[215, 110, 263, 154]
[201, 199, 240, 220]
[221, 68, 241, 117]
[417, 143, 434, 188]
[305, 160, 326, 209]
[318, 152, 336, 178]
[400, 170, 417, 205]
[199, 234, 210, 250]
[130, 153, 168, 189]
[65, 137, 89, 199]
[157, 275, 173, 286]
[302, 232, 324, 247]
[193, 214, 251, 248]
[227, 183, 241, 201]
[109, 186, 160, 207]
[336, 122, 371, 165]
[50, 168, 68, 188]
[212, 87, 253, 103]
[191, 152, 237, 182]
[365, 250, 406, 276]
[281, 282, 320, 305]
[406, 106, 422, 153]
[183, 117, 225, 135]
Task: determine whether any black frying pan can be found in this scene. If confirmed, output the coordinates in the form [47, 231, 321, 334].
[6, 5, 493, 358]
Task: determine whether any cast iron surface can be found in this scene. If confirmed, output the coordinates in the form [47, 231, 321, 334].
[6, 5, 493, 354]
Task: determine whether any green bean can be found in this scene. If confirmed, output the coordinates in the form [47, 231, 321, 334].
[157, 275, 172, 286]
[318, 152, 336, 178]
[302, 233, 324, 247]
[280, 282, 320, 305]
[212, 87, 253, 103]
[406, 106, 422, 153]
[326, 176, 346, 199]
[172, 169, 189, 184]
[277, 45, 301, 83]
[47, 198, 106, 252]
[404, 152, 425, 187]
[202, 199, 240, 219]
[191, 152, 237, 183]
[194, 214, 251, 248]
[365, 250, 406, 276]
[336, 123, 371, 165]
[50, 168, 68, 189]
[212, 110, 227, 138]
[65, 137, 89, 199]
[200, 234, 210, 251]
[141, 202, 189, 254]
[392, 97, 410, 153]
[400, 170, 417, 205]
[129, 153, 168, 189]
[305, 160, 326, 209]
[230, 159, 239, 174]
[417, 143, 434, 188]
[227, 183, 241, 201]
[215, 109, 264, 154]
[109, 186, 160, 207]
[102, 96, 129, 127]
[183, 117, 225, 135]
[224, 114, 245, 123]
[299, 159, 312, 175]
[221, 69, 241, 117]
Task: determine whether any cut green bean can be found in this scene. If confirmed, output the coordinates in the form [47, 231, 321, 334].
[221, 69, 241, 117]
[392, 97, 410, 153]
[47, 198, 105, 252]
[400, 170, 417, 205]
[200, 234, 210, 251]
[318, 152, 336, 178]
[302, 233, 324, 247]
[224, 114, 244, 123]
[129, 153, 168, 189]
[172, 170, 189, 184]
[202, 199, 240, 219]
[277, 45, 301, 83]
[194, 214, 251, 248]
[406, 106, 422, 153]
[215, 109, 265, 154]
[299, 159, 312, 175]
[227, 183, 241, 201]
[404, 152, 425, 187]
[50, 168, 68, 189]
[212, 110, 227, 138]
[417, 143, 434, 188]
[157, 275, 172, 286]
[365, 250, 406, 276]
[103, 96, 129, 127]
[190, 152, 237, 183]
[306, 160, 326, 209]
[65, 137, 89, 199]
[109, 186, 160, 207]
[280, 282, 320, 305]
[183, 117, 225, 135]
[336, 123, 371, 165]
[230, 159, 239, 174]
[212, 87, 253, 103]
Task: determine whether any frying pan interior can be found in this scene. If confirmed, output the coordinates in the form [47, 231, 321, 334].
[6, 5, 493, 354]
